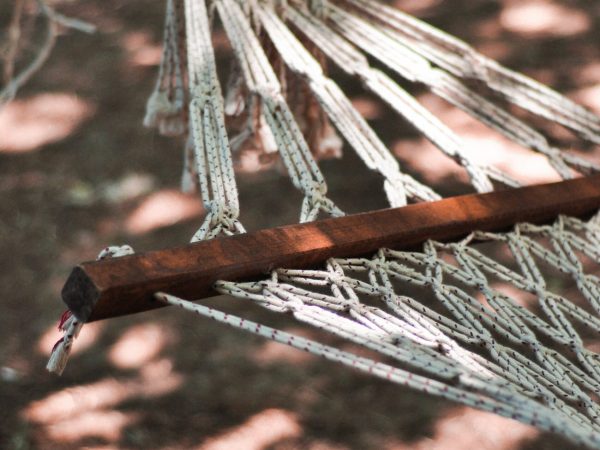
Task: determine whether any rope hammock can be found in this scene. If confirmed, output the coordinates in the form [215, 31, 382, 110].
[36, 0, 600, 447]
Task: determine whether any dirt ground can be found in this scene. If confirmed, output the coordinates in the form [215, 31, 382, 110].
[1, 1, 600, 449]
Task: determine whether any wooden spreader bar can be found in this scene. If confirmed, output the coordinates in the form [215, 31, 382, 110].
[63, 176, 600, 322]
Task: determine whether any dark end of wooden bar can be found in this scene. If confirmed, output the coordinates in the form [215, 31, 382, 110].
[61, 175, 600, 323]
[62, 266, 101, 323]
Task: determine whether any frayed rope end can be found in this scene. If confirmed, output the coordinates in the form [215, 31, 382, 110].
[46, 311, 83, 375]
[46, 338, 71, 375]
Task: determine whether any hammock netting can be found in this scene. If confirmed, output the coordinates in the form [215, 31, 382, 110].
[36, 0, 600, 447]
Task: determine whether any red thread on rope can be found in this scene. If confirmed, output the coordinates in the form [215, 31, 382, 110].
[58, 310, 72, 330]
[51, 337, 65, 353]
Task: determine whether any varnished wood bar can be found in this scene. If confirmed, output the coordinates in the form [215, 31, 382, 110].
[62, 175, 600, 322]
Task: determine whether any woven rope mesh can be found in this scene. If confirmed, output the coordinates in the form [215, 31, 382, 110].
[48, 0, 600, 446]
[211, 215, 600, 446]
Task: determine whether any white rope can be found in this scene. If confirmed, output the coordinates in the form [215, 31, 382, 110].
[217, 0, 343, 222]
[185, 0, 245, 241]
[256, 4, 439, 205]
[144, 0, 187, 137]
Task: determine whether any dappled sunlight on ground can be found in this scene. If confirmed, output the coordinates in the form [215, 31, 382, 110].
[393, 92, 565, 186]
[461, 134, 560, 183]
[23, 359, 183, 445]
[42, 410, 140, 444]
[195, 409, 302, 450]
[24, 359, 182, 424]
[101, 173, 157, 205]
[38, 320, 105, 357]
[0, 93, 94, 153]
[234, 148, 282, 173]
[351, 97, 384, 121]
[474, 40, 512, 62]
[500, 1, 590, 37]
[125, 189, 205, 235]
[303, 441, 350, 450]
[251, 327, 318, 366]
[394, 132, 562, 186]
[108, 322, 174, 369]
[579, 62, 600, 85]
[122, 31, 163, 67]
[573, 84, 600, 115]
[488, 282, 538, 307]
[394, 137, 469, 186]
[386, 407, 538, 450]
[393, 0, 442, 15]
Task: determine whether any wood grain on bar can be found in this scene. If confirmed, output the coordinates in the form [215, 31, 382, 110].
[62, 175, 600, 322]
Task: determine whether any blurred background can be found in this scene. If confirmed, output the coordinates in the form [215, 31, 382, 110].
[1, 0, 599, 449]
